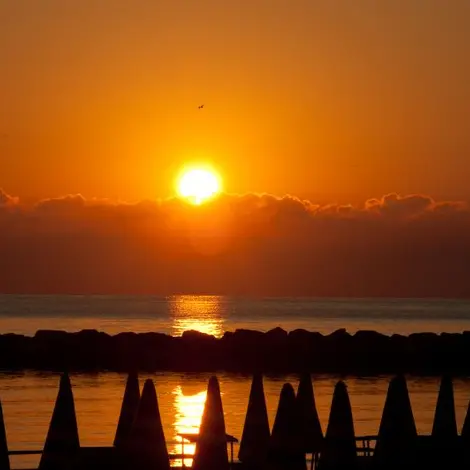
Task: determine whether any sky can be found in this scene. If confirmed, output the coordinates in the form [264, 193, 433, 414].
[1, 0, 470, 203]
[1, 1, 470, 296]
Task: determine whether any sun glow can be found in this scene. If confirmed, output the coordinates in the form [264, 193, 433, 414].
[176, 167, 221, 205]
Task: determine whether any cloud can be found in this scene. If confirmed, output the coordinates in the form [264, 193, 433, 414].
[0, 188, 18, 206]
[0, 189, 469, 297]
[35, 194, 87, 212]
[364, 193, 432, 217]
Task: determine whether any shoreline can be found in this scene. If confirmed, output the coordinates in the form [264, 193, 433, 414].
[1, 327, 470, 375]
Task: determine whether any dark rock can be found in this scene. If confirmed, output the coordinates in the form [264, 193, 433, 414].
[0, 334, 30, 370]
[287, 331, 324, 373]
[0, 328, 470, 374]
[181, 330, 216, 341]
[34, 330, 70, 341]
[179, 331, 220, 372]
[289, 329, 313, 340]
[265, 327, 288, 343]
[354, 330, 387, 341]
[221, 329, 266, 373]
[232, 329, 265, 340]
[328, 328, 349, 340]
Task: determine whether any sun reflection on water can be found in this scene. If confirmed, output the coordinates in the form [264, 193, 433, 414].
[169, 295, 225, 337]
[168, 296, 225, 465]
[172, 384, 207, 467]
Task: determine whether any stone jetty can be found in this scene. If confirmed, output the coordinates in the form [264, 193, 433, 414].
[2, 328, 470, 375]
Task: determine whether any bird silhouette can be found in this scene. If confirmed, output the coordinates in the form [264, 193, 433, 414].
[198, 104, 204, 109]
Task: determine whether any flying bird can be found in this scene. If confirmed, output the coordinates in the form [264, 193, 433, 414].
[198, 104, 204, 109]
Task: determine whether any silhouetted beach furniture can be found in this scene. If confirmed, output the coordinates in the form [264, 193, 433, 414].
[462, 398, 470, 439]
[123, 378, 170, 470]
[423, 376, 460, 470]
[72, 447, 120, 470]
[461, 396, 470, 468]
[192, 376, 230, 470]
[0, 399, 9, 470]
[318, 381, 357, 470]
[39, 373, 80, 470]
[177, 433, 238, 467]
[268, 383, 306, 470]
[6, 371, 470, 470]
[296, 373, 323, 469]
[373, 375, 418, 470]
[113, 372, 141, 448]
[433, 376, 457, 438]
[238, 374, 270, 468]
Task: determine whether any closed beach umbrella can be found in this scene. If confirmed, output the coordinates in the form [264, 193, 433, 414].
[432, 376, 457, 439]
[268, 383, 306, 470]
[460, 396, 470, 444]
[462, 397, 470, 439]
[318, 381, 357, 470]
[0, 400, 10, 470]
[239, 373, 271, 467]
[39, 373, 80, 470]
[125, 379, 169, 470]
[114, 372, 141, 448]
[192, 376, 229, 470]
[428, 376, 459, 470]
[461, 398, 470, 467]
[374, 375, 417, 470]
[296, 373, 323, 454]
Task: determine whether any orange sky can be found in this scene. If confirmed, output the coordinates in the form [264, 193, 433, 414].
[1, 0, 470, 204]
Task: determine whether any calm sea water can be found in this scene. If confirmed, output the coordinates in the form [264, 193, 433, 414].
[1, 295, 470, 468]
[1, 295, 470, 336]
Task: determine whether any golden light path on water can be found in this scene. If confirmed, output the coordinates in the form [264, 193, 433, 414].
[169, 295, 225, 338]
[169, 295, 224, 466]
[172, 385, 207, 467]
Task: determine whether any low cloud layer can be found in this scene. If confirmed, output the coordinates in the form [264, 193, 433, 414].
[1, 189, 469, 297]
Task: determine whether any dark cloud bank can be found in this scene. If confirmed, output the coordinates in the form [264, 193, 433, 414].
[1, 188, 469, 297]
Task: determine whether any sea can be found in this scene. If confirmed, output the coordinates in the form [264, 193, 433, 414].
[1, 295, 470, 468]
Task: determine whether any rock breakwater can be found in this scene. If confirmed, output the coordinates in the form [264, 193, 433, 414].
[1, 328, 469, 375]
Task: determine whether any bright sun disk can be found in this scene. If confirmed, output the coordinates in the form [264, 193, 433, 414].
[177, 167, 221, 205]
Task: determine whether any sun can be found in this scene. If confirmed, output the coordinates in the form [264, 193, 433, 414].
[176, 166, 222, 205]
